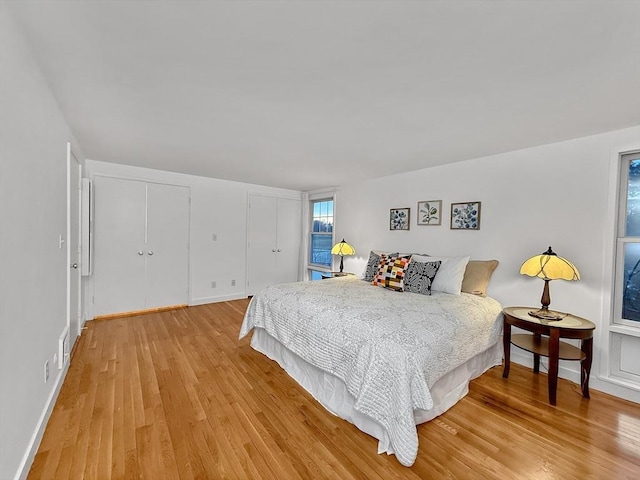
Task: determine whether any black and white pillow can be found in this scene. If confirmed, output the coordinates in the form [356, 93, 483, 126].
[404, 260, 442, 295]
[363, 251, 398, 282]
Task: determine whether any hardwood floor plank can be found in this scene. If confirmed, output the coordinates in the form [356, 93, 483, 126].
[27, 300, 639, 480]
[67, 332, 101, 479]
[110, 348, 125, 480]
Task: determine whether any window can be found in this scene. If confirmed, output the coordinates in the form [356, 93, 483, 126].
[309, 199, 333, 270]
[615, 152, 640, 327]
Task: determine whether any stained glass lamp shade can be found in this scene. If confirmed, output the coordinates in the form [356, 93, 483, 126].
[331, 239, 355, 273]
[520, 246, 580, 320]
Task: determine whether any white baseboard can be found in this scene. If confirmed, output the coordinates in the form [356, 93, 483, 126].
[591, 375, 640, 403]
[15, 362, 70, 480]
[82, 295, 249, 321]
[189, 293, 248, 306]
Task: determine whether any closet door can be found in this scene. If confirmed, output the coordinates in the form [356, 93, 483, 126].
[247, 195, 301, 296]
[274, 198, 302, 285]
[145, 183, 190, 308]
[93, 176, 147, 315]
[93, 177, 191, 316]
[247, 196, 278, 296]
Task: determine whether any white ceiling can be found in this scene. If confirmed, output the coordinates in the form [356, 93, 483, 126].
[7, 0, 640, 191]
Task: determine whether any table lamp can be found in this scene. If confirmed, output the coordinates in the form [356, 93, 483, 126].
[331, 239, 355, 273]
[520, 246, 580, 320]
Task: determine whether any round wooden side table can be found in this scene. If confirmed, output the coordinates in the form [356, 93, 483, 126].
[502, 306, 596, 405]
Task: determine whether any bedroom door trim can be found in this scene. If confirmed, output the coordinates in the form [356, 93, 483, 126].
[66, 142, 82, 363]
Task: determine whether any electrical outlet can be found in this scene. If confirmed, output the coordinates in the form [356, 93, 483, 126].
[44, 360, 49, 383]
[211, 281, 216, 288]
[231, 279, 236, 286]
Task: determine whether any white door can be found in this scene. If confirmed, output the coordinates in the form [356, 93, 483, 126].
[93, 176, 147, 315]
[247, 195, 277, 296]
[247, 195, 302, 295]
[67, 146, 82, 344]
[275, 198, 302, 285]
[145, 182, 190, 308]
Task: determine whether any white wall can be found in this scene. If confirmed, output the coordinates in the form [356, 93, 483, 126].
[83, 160, 302, 318]
[0, 8, 84, 480]
[336, 126, 640, 402]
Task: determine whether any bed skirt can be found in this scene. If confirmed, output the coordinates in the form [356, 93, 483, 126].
[250, 328, 503, 458]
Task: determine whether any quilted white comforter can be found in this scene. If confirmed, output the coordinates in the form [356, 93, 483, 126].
[238, 276, 503, 466]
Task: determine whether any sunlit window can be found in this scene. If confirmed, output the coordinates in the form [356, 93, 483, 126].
[615, 153, 640, 326]
[309, 199, 333, 269]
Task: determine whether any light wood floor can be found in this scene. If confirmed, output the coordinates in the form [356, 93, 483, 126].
[28, 300, 639, 479]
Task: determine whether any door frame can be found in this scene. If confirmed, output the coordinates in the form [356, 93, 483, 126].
[67, 143, 82, 353]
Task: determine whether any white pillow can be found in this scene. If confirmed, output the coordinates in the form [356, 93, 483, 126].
[411, 254, 470, 295]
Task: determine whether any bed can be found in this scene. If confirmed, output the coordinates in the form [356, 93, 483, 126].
[238, 258, 503, 467]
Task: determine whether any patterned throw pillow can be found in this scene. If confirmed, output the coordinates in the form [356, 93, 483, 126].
[372, 255, 412, 291]
[411, 254, 470, 295]
[404, 260, 442, 295]
[363, 251, 398, 282]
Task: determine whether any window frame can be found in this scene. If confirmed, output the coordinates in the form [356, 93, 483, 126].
[308, 197, 335, 274]
[613, 151, 640, 328]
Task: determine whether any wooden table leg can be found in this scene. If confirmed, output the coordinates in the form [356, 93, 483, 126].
[581, 337, 593, 398]
[502, 320, 511, 378]
[547, 329, 560, 405]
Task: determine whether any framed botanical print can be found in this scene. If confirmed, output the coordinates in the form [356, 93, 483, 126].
[390, 208, 410, 230]
[417, 200, 442, 225]
[450, 201, 481, 230]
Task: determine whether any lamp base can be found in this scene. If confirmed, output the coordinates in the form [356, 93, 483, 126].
[529, 280, 566, 320]
[528, 309, 567, 321]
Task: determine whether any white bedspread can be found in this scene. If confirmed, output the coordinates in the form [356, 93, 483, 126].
[238, 276, 503, 466]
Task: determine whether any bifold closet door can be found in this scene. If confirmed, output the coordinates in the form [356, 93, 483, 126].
[93, 177, 190, 316]
[274, 198, 302, 285]
[145, 182, 190, 309]
[247, 196, 278, 296]
[247, 195, 301, 296]
[93, 176, 147, 315]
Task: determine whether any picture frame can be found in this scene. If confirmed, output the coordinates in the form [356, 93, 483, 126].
[450, 201, 481, 230]
[389, 208, 410, 230]
[417, 200, 442, 226]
